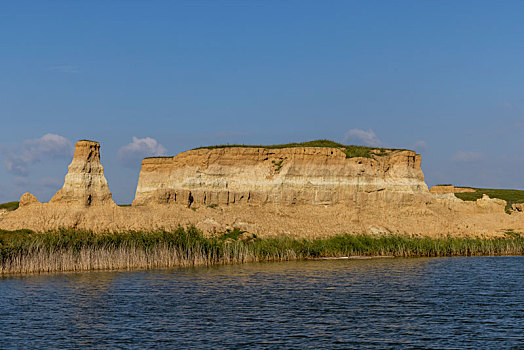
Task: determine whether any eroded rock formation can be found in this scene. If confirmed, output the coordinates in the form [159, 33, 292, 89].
[19, 193, 39, 207]
[1, 140, 523, 238]
[50, 140, 115, 207]
[133, 147, 428, 207]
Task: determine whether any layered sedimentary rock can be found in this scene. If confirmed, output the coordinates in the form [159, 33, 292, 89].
[2, 140, 523, 238]
[50, 140, 115, 207]
[430, 185, 476, 194]
[133, 147, 428, 207]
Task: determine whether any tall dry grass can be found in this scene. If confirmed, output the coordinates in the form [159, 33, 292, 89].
[1, 227, 523, 274]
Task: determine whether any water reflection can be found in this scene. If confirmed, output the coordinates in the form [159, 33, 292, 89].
[1, 257, 522, 348]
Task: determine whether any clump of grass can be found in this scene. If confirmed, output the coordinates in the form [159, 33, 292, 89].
[193, 139, 409, 159]
[0, 228, 523, 274]
[503, 229, 522, 238]
[0, 202, 19, 212]
[218, 228, 247, 241]
[272, 159, 284, 171]
[207, 204, 218, 209]
[454, 187, 524, 213]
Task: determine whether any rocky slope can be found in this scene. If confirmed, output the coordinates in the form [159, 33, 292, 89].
[133, 147, 428, 206]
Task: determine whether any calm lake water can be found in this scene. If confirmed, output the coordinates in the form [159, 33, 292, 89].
[0, 257, 523, 349]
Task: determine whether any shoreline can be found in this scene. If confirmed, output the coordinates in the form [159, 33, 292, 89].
[3, 255, 523, 278]
[1, 227, 523, 275]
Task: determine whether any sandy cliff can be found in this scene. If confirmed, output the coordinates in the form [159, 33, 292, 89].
[133, 147, 428, 206]
[1, 140, 523, 238]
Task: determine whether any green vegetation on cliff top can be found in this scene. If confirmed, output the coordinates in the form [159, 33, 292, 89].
[145, 140, 411, 159]
[0, 202, 19, 212]
[195, 139, 409, 158]
[454, 187, 524, 212]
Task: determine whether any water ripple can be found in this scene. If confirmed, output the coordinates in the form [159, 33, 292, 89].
[0, 257, 523, 348]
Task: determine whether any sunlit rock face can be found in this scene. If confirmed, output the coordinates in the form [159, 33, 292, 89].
[50, 140, 115, 207]
[133, 147, 428, 207]
[19, 193, 39, 207]
[1, 141, 521, 238]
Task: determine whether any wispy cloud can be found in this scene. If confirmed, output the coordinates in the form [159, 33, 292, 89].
[503, 101, 513, 110]
[452, 151, 483, 162]
[13, 176, 30, 187]
[412, 140, 427, 153]
[118, 136, 167, 168]
[39, 177, 62, 189]
[2, 134, 74, 176]
[47, 65, 79, 73]
[344, 129, 382, 147]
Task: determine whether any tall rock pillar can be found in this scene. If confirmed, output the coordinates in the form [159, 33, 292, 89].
[50, 140, 115, 206]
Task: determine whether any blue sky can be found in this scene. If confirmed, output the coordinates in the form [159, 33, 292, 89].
[1, 0, 523, 204]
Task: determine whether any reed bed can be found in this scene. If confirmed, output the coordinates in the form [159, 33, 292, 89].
[1, 227, 523, 274]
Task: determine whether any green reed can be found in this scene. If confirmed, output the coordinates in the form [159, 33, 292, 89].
[1, 228, 522, 274]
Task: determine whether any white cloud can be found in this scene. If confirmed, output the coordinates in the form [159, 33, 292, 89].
[344, 129, 382, 147]
[3, 134, 74, 176]
[118, 136, 167, 168]
[452, 151, 483, 162]
[412, 140, 428, 153]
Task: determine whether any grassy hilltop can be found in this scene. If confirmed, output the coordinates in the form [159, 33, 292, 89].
[144, 139, 409, 159]
[193, 139, 409, 159]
